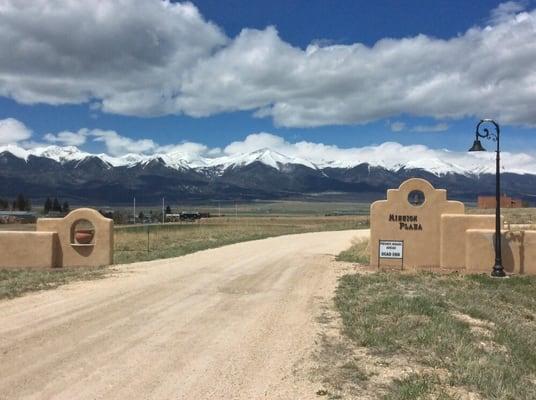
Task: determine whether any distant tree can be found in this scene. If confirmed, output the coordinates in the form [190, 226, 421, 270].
[116, 211, 127, 224]
[44, 197, 52, 214]
[52, 198, 61, 212]
[62, 201, 70, 213]
[12, 200, 16, 211]
[107, 210, 126, 224]
[15, 193, 26, 211]
[138, 211, 145, 221]
[25, 198, 32, 211]
[0, 198, 7, 210]
[165, 205, 172, 215]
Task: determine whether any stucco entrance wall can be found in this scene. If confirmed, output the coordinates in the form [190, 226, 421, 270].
[370, 178, 464, 268]
[466, 229, 536, 275]
[440, 214, 499, 269]
[0, 231, 56, 268]
[37, 208, 113, 268]
[371, 178, 536, 274]
[0, 208, 113, 269]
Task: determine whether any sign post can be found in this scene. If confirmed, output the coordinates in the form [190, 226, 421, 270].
[378, 240, 404, 269]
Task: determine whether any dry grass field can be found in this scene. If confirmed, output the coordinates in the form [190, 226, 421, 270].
[322, 271, 536, 400]
[325, 236, 536, 399]
[466, 206, 536, 226]
[114, 215, 368, 264]
[335, 237, 370, 264]
[0, 267, 109, 299]
[135, 200, 372, 217]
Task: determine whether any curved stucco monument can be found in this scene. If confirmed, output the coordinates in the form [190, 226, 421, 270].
[371, 178, 466, 269]
[0, 208, 113, 269]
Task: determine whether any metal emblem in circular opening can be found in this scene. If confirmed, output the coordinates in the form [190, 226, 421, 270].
[408, 190, 425, 206]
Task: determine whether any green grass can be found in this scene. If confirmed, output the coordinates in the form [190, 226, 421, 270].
[0, 266, 109, 300]
[385, 374, 438, 400]
[332, 272, 536, 399]
[336, 238, 370, 264]
[114, 215, 368, 264]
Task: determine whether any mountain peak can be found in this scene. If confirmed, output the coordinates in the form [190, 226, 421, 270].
[32, 145, 91, 162]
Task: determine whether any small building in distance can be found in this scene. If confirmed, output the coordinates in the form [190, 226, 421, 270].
[477, 195, 524, 209]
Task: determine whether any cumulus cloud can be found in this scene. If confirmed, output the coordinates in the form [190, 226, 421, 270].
[186, 12, 536, 127]
[224, 132, 288, 155]
[0, 118, 32, 145]
[0, 1, 535, 127]
[157, 141, 215, 161]
[40, 126, 214, 157]
[159, 142, 209, 155]
[85, 129, 211, 158]
[0, 0, 226, 113]
[44, 129, 88, 146]
[91, 130, 158, 156]
[489, 1, 527, 23]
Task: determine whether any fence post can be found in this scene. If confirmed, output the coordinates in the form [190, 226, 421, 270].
[147, 225, 150, 253]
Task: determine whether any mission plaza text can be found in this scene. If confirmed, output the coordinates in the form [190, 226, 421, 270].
[388, 214, 423, 231]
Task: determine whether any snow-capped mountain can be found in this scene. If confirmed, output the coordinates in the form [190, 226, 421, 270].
[209, 148, 319, 171]
[1, 143, 533, 176]
[1, 143, 536, 204]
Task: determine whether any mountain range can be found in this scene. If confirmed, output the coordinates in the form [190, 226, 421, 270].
[1, 144, 536, 205]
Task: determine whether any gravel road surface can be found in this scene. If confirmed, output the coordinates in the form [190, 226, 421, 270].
[0, 229, 368, 400]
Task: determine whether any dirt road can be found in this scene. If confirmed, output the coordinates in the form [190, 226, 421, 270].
[0, 229, 367, 400]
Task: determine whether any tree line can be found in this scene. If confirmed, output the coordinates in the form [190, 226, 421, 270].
[0, 195, 70, 214]
[43, 197, 70, 214]
[0, 194, 32, 211]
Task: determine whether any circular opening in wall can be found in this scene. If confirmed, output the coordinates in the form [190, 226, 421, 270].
[71, 219, 95, 245]
[408, 190, 426, 207]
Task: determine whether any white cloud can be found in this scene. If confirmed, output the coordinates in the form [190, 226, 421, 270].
[42, 127, 212, 158]
[389, 121, 448, 132]
[224, 132, 287, 155]
[44, 129, 88, 146]
[91, 129, 158, 156]
[159, 142, 209, 155]
[0, 0, 226, 113]
[0, 1, 535, 127]
[489, 1, 527, 23]
[157, 141, 215, 162]
[0, 118, 32, 145]
[174, 4, 536, 127]
[411, 123, 449, 132]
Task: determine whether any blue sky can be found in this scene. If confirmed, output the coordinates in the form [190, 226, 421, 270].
[0, 0, 535, 156]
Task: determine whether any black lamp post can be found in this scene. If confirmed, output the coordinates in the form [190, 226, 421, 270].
[469, 119, 505, 277]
